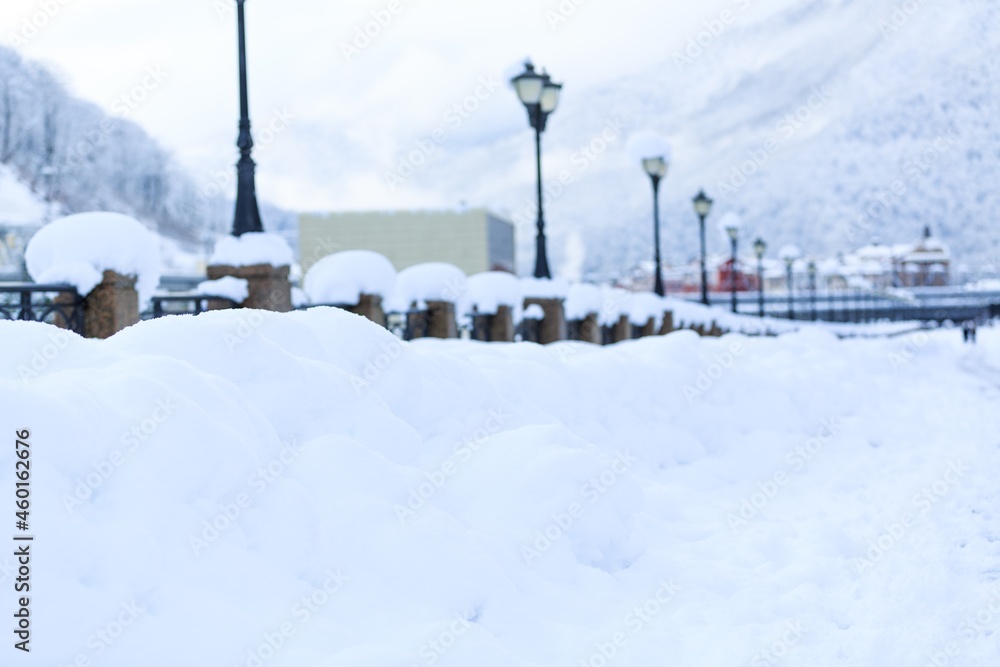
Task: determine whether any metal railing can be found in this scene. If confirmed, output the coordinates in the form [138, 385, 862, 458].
[694, 290, 998, 323]
[0, 283, 85, 334]
[145, 295, 240, 319]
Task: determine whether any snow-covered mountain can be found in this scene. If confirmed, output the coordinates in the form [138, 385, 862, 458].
[389, 0, 1000, 280]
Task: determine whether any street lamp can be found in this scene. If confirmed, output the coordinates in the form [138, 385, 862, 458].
[808, 260, 818, 321]
[692, 190, 713, 305]
[753, 237, 767, 318]
[720, 213, 742, 314]
[778, 244, 801, 320]
[232, 0, 264, 236]
[641, 156, 669, 296]
[511, 61, 562, 279]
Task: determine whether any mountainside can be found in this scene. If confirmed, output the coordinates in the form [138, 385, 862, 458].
[0, 45, 226, 250]
[412, 0, 1000, 280]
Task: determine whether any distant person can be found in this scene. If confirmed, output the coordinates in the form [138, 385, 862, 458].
[970, 320, 977, 344]
[962, 321, 970, 343]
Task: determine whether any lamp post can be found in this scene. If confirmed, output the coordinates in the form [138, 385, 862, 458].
[808, 260, 818, 321]
[753, 237, 767, 318]
[511, 61, 562, 279]
[722, 218, 740, 313]
[232, 0, 264, 236]
[692, 191, 713, 305]
[778, 245, 800, 320]
[641, 156, 669, 296]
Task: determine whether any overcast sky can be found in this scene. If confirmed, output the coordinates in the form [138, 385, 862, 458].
[1, 0, 789, 213]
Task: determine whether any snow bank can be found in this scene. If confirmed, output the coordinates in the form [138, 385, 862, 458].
[24, 212, 161, 298]
[385, 262, 467, 311]
[304, 250, 397, 305]
[564, 283, 604, 320]
[521, 276, 569, 300]
[195, 277, 249, 303]
[210, 232, 294, 268]
[461, 272, 521, 316]
[3, 312, 997, 666]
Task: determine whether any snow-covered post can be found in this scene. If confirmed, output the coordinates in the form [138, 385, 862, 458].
[24, 213, 160, 339]
[425, 300, 458, 338]
[386, 263, 466, 340]
[612, 315, 632, 343]
[565, 283, 603, 344]
[461, 272, 521, 342]
[85, 270, 140, 339]
[659, 310, 675, 335]
[207, 233, 294, 312]
[628, 293, 668, 338]
[522, 278, 568, 344]
[303, 250, 396, 327]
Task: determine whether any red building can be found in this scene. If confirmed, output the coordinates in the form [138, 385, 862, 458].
[716, 258, 759, 292]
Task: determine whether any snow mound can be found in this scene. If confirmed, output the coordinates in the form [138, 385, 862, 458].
[386, 262, 467, 311]
[521, 276, 569, 300]
[716, 212, 744, 241]
[598, 287, 632, 326]
[779, 244, 802, 261]
[522, 303, 544, 319]
[196, 277, 249, 303]
[461, 272, 521, 316]
[210, 232, 294, 268]
[628, 292, 666, 327]
[625, 130, 673, 162]
[24, 212, 161, 298]
[2, 310, 995, 666]
[304, 250, 397, 305]
[291, 286, 310, 308]
[564, 283, 604, 320]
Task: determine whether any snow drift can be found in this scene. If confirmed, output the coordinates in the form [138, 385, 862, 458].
[1, 311, 998, 667]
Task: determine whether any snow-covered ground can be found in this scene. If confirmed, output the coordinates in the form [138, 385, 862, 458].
[2, 311, 999, 666]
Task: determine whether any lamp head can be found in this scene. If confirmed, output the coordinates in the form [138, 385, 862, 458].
[692, 190, 713, 217]
[753, 238, 767, 259]
[642, 156, 669, 179]
[511, 61, 544, 106]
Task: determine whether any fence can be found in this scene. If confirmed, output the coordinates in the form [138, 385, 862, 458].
[698, 289, 999, 323]
[144, 295, 240, 319]
[0, 283, 85, 335]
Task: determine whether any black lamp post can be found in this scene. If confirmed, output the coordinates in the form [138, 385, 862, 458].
[232, 0, 264, 236]
[754, 237, 767, 318]
[641, 156, 669, 296]
[808, 260, 818, 321]
[692, 191, 713, 305]
[511, 61, 562, 279]
[723, 220, 740, 313]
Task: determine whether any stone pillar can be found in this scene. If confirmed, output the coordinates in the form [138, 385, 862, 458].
[524, 297, 567, 344]
[612, 315, 631, 343]
[425, 300, 457, 339]
[488, 305, 515, 342]
[207, 263, 292, 312]
[639, 318, 657, 338]
[347, 293, 386, 327]
[659, 311, 675, 335]
[83, 270, 139, 339]
[568, 313, 602, 344]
